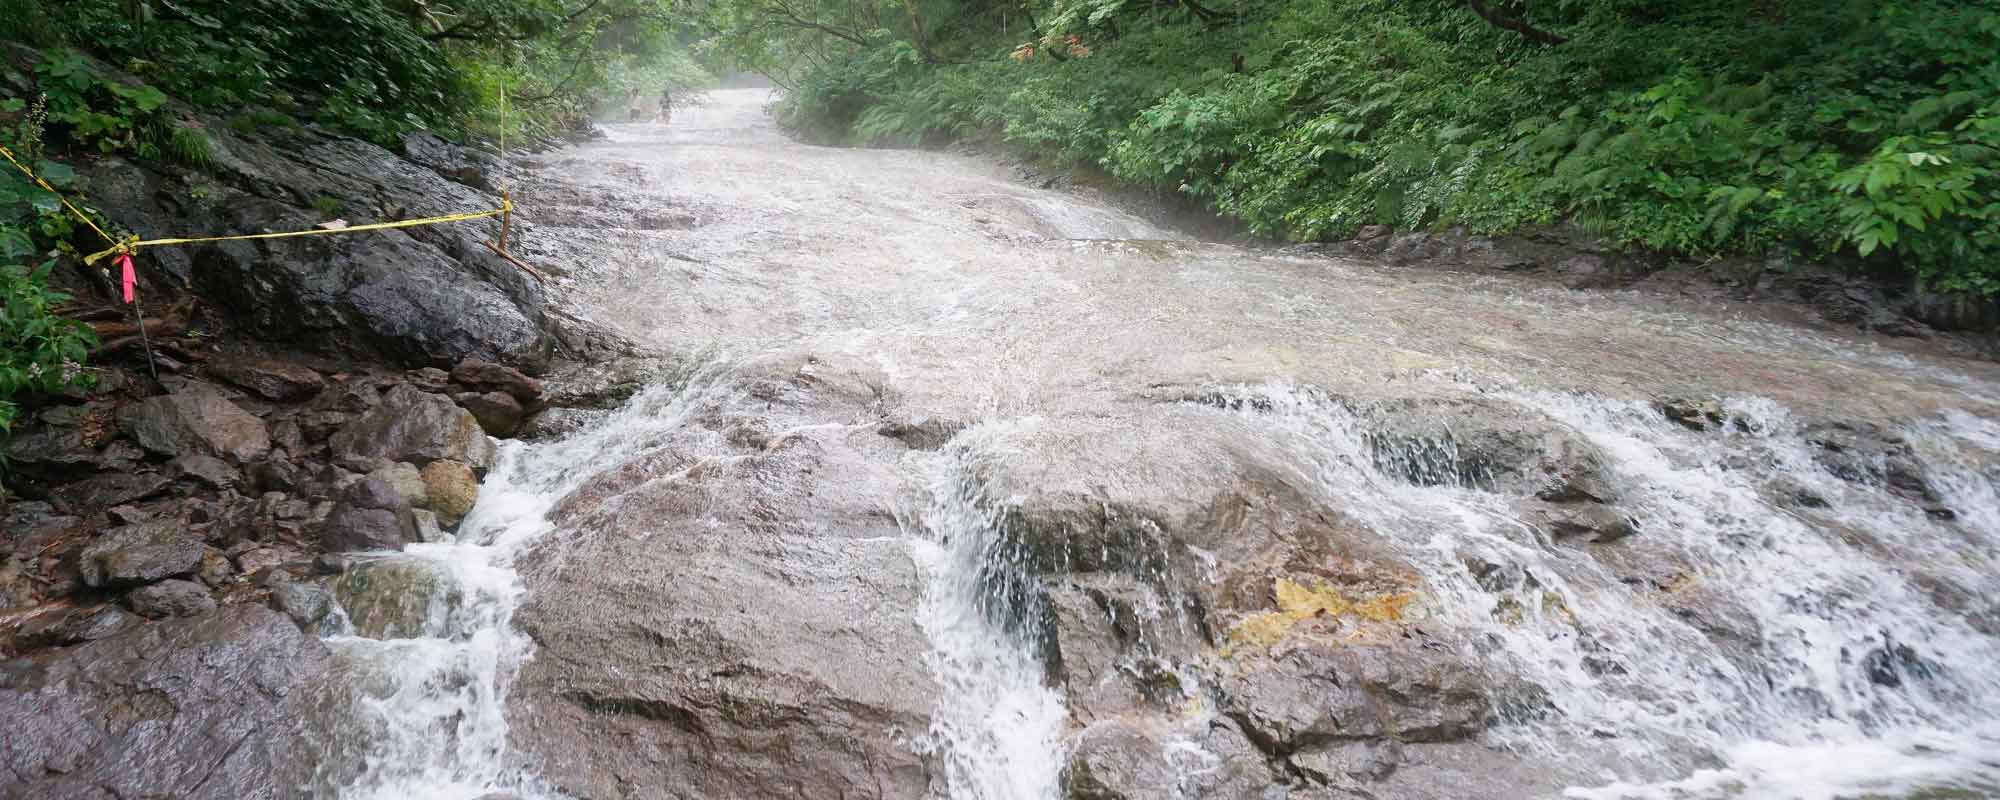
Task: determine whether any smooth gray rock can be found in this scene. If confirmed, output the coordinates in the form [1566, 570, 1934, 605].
[0, 604, 330, 799]
[116, 383, 272, 462]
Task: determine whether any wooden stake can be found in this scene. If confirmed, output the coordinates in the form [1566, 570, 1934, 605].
[498, 191, 513, 254]
[481, 239, 547, 285]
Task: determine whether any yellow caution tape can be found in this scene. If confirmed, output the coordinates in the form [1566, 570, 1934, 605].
[0, 143, 120, 248]
[1, 142, 515, 267]
[80, 200, 513, 265]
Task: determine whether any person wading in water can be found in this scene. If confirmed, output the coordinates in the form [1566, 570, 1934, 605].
[626, 89, 647, 122]
[657, 87, 673, 124]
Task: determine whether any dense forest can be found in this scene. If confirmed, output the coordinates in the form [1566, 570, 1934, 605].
[705, 0, 1999, 294]
[0, 0, 707, 429]
[4, 0, 1999, 429]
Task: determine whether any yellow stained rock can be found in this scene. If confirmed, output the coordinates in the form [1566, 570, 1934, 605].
[1224, 577, 1418, 654]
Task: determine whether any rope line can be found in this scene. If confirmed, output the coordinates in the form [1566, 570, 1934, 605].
[4, 143, 514, 266]
[80, 202, 512, 265]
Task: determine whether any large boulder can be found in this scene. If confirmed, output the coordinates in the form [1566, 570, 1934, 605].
[116, 383, 272, 462]
[318, 477, 421, 553]
[0, 604, 330, 799]
[329, 385, 495, 472]
[509, 359, 937, 800]
[78, 519, 204, 588]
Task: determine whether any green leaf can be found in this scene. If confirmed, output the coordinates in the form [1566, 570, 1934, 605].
[34, 161, 76, 185]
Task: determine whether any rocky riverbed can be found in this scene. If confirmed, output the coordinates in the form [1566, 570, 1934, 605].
[6, 86, 2000, 800]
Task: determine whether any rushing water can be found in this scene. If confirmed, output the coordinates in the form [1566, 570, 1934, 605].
[318, 89, 2000, 799]
[903, 422, 1070, 800]
[314, 371, 735, 798]
[1200, 381, 2000, 799]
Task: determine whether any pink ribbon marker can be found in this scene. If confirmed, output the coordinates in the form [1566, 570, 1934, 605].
[116, 253, 135, 303]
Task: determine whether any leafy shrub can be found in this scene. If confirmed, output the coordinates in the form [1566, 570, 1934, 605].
[0, 143, 98, 433]
[749, 0, 2000, 295]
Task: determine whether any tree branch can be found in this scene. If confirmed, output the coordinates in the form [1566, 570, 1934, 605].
[1462, 0, 1567, 45]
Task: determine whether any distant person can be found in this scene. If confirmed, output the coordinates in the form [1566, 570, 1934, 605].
[626, 89, 647, 122]
[658, 88, 673, 124]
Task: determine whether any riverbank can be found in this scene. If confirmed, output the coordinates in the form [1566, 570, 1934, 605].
[966, 140, 2000, 360]
[5, 87, 2000, 800]
[0, 51, 662, 794]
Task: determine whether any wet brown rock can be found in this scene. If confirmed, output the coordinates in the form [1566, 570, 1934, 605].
[1363, 397, 1616, 503]
[206, 356, 325, 401]
[1062, 718, 1283, 800]
[1535, 503, 1638, 543]
[198, 547, 235, 587]
[173, 453, 242, 490]
[366, 461, 430, 509]
[1221, 640, 1501, 752]
[451, 358, 544, 404]
[456, 390, 524, 437]
[269, 579, 337, 632]
[406, 366, 453, 392]
[419, 460, 478, 526]
[54, 471, 173, 511]
[509, 388, 935, 800]
[16, 604, 141, 648]
[1064, 721, 1176, 799]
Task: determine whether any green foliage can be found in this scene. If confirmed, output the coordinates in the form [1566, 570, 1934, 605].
[0, 145, 98, 433]
[719, 0, 2000, 294]
[2, 0, 706, 145]
[0, 258, 96, 432]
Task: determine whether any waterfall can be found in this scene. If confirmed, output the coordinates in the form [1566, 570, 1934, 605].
[313, 372, 729, 799]
[1207, 380, 2000, 800]
[902, 420, 1069, 800]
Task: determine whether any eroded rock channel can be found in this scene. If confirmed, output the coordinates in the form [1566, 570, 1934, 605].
[12, 89, 2000, 799]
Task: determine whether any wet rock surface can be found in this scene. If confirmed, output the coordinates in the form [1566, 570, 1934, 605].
[0, 604, 329, 799]
[509, 359, 938, 800]
[117, 382, 272, 463]
[331, 384, 497, 472]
